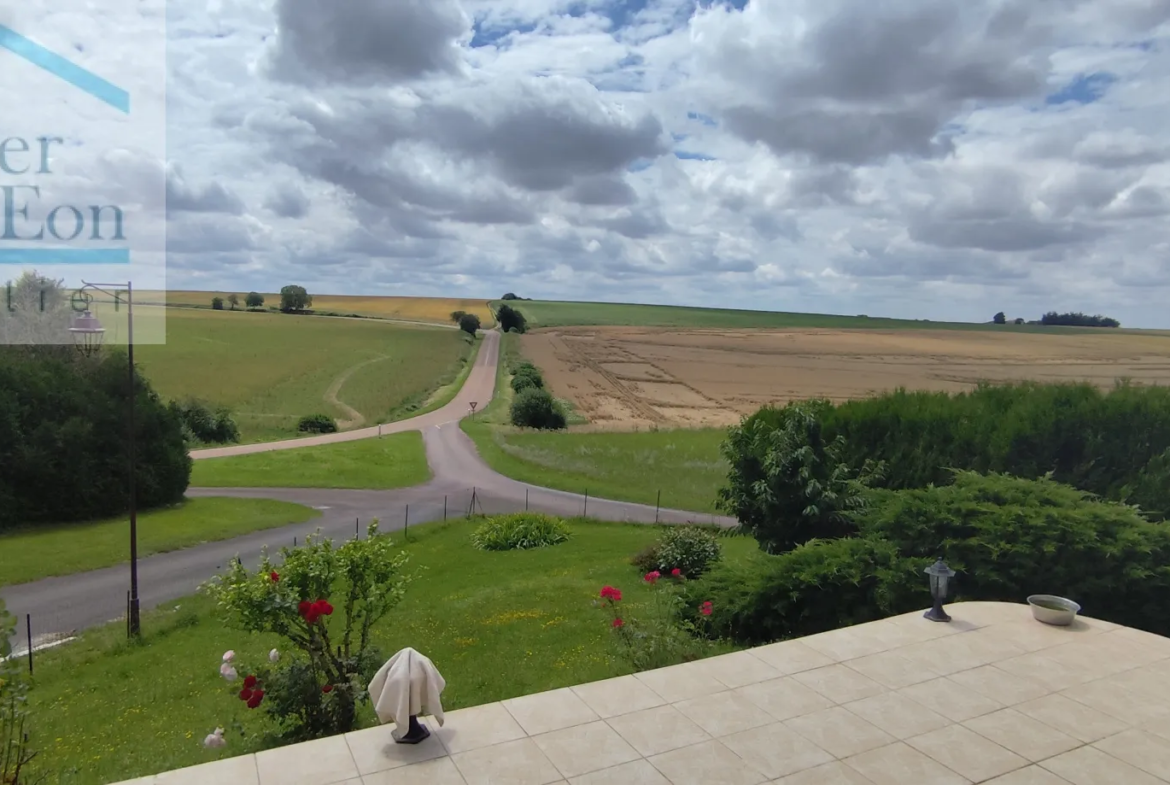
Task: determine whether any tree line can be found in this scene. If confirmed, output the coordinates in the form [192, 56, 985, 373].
[993, 310, 1120, 327]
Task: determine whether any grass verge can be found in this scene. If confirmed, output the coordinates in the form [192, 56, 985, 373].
[23, 517, 755, 784]
[191, 432, 432, 490]
[0, 498, 319, 587]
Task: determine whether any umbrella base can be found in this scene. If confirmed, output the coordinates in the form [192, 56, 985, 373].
[394, 715, 430, 745]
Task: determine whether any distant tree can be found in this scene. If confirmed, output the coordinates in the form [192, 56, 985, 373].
[450, 310, 466, 324]
[993, 312, 1006, 325]
[501, 292, 519, 300]
[279, 285, 312, 313]
[510, 388, 566, 430]
[212, 296, 224, 310]
[245, 291, 265, 309]
[1040, 311, 1120, 328]
[0, 270, 70, 346]
[227, 293, 240, 310]
[1014, 317, 1025, 325]
[497, 304, 528, 334]
[459, 313, 482, 336]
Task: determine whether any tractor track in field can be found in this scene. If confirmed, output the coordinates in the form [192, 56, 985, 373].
[324, 355, 391, 429]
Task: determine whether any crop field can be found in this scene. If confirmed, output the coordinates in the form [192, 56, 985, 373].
[148, 290, 495, 325]
[493, 299, 1088, 331]
[521, 326, 1170, 430]
[133, 308, 474, 441]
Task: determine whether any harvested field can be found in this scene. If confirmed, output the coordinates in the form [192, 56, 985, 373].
[521, 327, 1170, 430]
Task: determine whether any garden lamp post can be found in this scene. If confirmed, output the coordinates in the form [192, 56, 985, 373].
[924, 558, 956, 623]
[69, 281, 141, 638]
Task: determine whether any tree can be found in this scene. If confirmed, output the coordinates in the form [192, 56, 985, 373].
[212, 297, 225, 310]
[1014, 317, 1025, 325]
[459, 313, 481, 335]
[510, 388, 566, 429]
[279, 285, 312, 313]
[0, 270, 70, 346]
[501, 292, 519, 300]
[450, 310, 466, 324]
[227, 293, 240, 311]
[245, 292, 265, 310]
[993, 312, 1006, 324]
[497, 304, 527, 334]
[1040, 311, 1120, 328]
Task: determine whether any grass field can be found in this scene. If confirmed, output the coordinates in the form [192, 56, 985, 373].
[0, 498, 318, 586]
[494, 299, 1125, 332]
[150, 291, 496, 326]
[191, 432, 431, 489]
[132, 308, 474, 442]
[22, 518, 755, 784]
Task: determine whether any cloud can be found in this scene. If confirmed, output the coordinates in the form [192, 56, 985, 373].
[263, 182, 310, 218]
[166, 165, 245, 215]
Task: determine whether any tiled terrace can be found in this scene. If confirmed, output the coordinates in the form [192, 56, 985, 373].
[114, 602, 1170, 784]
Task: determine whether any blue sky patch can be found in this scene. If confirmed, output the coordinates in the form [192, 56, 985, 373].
[470, 19, 538, 48]
[687, 111, 718, 127]
[675, 151, 716, 161]
[1045, 72, 1117, 105]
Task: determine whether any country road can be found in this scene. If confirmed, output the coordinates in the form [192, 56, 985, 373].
[1, 329, 735, 645]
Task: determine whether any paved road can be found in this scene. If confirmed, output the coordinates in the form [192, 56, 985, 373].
[1, 329, 735, 644]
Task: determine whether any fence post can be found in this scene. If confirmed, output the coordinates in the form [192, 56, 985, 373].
[655, 489, 661, 524]
[294, 535, 297, 548]
[584, 489, 589, 517]
[355, 517, 359, 539]
[126, 591, 130, 639]
[404, 505, 410, 540]
[26, 614, 33, 675]
[443, 495, 447, 521]
[525, 488, 529, 511]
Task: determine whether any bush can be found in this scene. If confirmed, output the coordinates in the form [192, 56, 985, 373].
[510, 388, 566, 430]
[0, 346, 191, 530]
[511, 366, 544, 392]
[212, 296, 224, 310]
[630, 543, 662, 573]
[497, 304, 527, 333]
[297, 414, 338, 434]
[652, 525, 722, 578]
[170, 398, 240, 445]
[459, 313, 481, 335]
[471, 512, 571, 551]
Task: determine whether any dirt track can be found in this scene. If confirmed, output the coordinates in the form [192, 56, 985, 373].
[521, 327, 1170, 430]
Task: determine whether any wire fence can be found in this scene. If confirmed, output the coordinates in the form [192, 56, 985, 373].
[5, 485, 739, 674]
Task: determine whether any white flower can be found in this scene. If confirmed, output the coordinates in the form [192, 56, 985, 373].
[203, 728, 226, 749]
[269, 649, 280, 663]
[220, 663, 238, 681]
[222, 650, 235, 663]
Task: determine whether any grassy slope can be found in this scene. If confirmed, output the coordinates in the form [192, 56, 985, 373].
[0, 498, 319, 586]
[134, 309, 473, 442]
[462, 333, 729, 513]
[495, 299, 1130, 333]
[191, 432, 431, 490]
[24, 518, 756, 784]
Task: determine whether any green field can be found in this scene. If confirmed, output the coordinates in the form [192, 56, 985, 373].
[0, 498, 318, 586]
[133, 308, 474, 442]
[191, 432, 431, 489]
[493, 299, 1118, 332]
[23, 518, 754, 784]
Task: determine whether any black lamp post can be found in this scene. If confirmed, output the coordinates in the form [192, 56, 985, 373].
[924, 558, 956, 623]
[69, 281, 140, 638]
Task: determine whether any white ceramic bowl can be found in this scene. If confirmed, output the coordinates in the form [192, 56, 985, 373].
[1027, 594, 1081, 626]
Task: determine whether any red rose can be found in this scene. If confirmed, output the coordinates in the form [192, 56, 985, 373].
[305, 609, 320, 625]
[243, 675, 257, 689]
[298, 601, 312, 617]
[700, 601, 713, 617]
[270, 571, 279, 582]
[612, 617, 624, 628]
[644, 571, 660, 584]
[322, 601, 334, 616]
[671, 568, 682, 577]
[239, 688, 253, 702]
[247, 695, 262, 709]
[322, 684, 334, 694]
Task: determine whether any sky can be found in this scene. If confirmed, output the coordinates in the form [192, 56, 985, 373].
[9, 0, 1170, 326]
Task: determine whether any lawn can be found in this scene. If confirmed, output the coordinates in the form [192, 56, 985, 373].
[191, 432, 431, 489]
[493, 299, 1115, 332]
[148, 291, 496, 326]
[0, 498, 318, 587]
[22, 517, 756, 784]
[129, 308, 474, 442]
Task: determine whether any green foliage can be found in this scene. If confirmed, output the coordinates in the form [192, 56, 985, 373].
[211, 297, 225, 310]
[511, 365, 544, 393]
[169, 398, 240, 445]
[450, 310, 466, 324]
[0, 346, 191, 530]
[1041, 311, 1120, 328]
[597, 583, 716, 671]
[630, 543, 661, 574]
[510, 388, 567, 430]
[693, 471, 1170, 645]
[1121, 447, 1170, 521]
[497, 304, 527, 333]
[279, 285, 312, 313]
[201, 523, 412, 740]
[458, 313, 481, 335]
[652, 525, 722, 578]
[245, 292, 264, 309]
[471, 512, 571, 551]
[296, 414, 338, 434]
[719, 403, 880, 553]
[1, 600, 44, 785]
[993, 311, 1006, 324]
[501, 293, 519, 300]
[729, 381, 1170, 509]
[227, 293, 240, 310]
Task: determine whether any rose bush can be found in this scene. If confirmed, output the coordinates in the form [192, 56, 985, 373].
[201, 522, 413, 744]
[596, 574, 716, 671]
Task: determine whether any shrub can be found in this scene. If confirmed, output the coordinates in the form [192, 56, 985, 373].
[510, 388, 566, 429]
[652, 525, 722, 578]
[212, 296, 224, 310]
[511, 366, 544, 392]
[630, 543, 662, 573]
[201, 523, 412, 743]
[1122, 447, 1170, 522]
[1, 599, 40, 784]
[471, 512, 571, 551]
[597, 582, 716, 671]
[459, 313, 481, 335]
[170, 398, 240, 444]
[497, 304, 527, 333]
[297, 414, 338, 434]
[450, 310, 466, 324]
